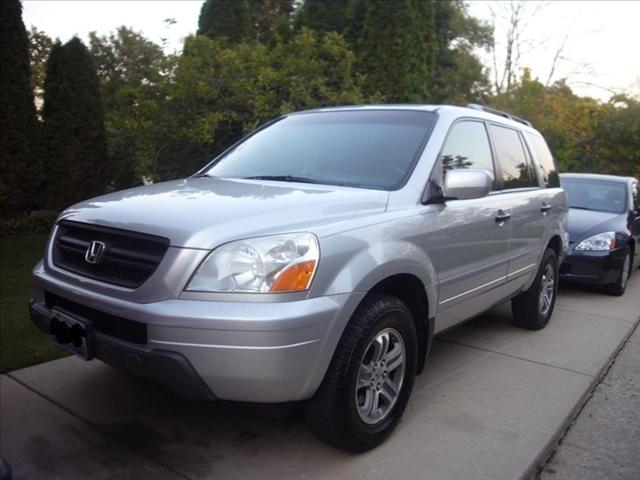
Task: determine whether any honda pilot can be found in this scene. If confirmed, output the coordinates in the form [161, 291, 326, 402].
[30, 104, 567, 452]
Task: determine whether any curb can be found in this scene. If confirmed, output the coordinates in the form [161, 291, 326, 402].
[521, 313, 640, 480]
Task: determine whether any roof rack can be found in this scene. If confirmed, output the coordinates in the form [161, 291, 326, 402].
[466, 104, 532, 127]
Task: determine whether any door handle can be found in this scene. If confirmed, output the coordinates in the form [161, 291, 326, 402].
[495, 210, 511, 225]
[541, 203, 551, 215]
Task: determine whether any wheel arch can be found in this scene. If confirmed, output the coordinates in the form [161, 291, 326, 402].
[546, 234, 564, 259]
[366, 274, 434, 375]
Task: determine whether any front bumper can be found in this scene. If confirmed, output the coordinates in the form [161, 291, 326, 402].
[559, 247, 626, 285]
[30, 301, 216, 400]
[32, 263, 360, 403]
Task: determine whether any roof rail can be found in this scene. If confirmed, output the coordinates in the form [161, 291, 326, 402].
[466, 103, 532, 127]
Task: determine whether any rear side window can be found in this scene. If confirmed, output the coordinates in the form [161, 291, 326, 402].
[440, 121, 495, 186]
[526, 132, 560, 188]
[489, 124, 537, 189]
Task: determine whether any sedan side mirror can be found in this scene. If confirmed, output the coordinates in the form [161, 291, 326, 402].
[444, 169, 492, 200]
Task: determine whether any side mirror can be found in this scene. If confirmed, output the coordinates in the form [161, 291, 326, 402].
[444, 169, 492, 200]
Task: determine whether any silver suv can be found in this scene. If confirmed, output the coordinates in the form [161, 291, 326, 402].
[30, 104, 567, 452]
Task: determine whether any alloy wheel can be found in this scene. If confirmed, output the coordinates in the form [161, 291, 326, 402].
[355, 328, 406, 425]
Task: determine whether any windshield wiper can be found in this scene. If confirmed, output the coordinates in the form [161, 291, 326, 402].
[192, 172, 215, 178]
[569, 206, 593, 211]
[241, 175, 326, 185]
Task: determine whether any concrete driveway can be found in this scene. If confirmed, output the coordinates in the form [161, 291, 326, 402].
[2, 277, 639, 480]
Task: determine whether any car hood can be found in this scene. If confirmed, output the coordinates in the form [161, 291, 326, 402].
[59, 177, 389, 249]
[567, 208, 625, 242]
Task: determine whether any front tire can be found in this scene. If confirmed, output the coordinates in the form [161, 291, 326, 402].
[305, 294, 417, 452]
[604, 248, 632, 296]
[512, 248, 559, 330]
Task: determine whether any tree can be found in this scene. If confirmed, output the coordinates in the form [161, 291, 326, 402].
[27, 27, 53, 112]
[43, 38, 107, 208]
[252, 0, 294, 44]
[430, 0, 492, 103]
[0, 0, 43, 216]
[89, 27, 174, 188]
[154, 29, 365, 179]
[590, 95, 640, 178]
[295, 0, 349, 34]
[354, 0, 435, 102]
[197, 0, 254, 43]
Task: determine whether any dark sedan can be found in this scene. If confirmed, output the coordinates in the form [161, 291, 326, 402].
[560, 173, 640, 295]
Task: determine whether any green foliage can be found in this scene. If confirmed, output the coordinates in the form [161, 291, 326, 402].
[10, 0, 636, 216]
[43, 38, 107, 209]
[295, 0, 349, 33]
[155, 29, 365, 179]
[0, 0, 43, 217]
[89, 27, 175, 188]
[27, 26, 53, 110]
[197, 0, 254, 42]
[252, 0, 294, 44]
[590, 95, 640, 178]
[0, 210, 58, 235]
[354, 0, 435, 102]
[430, 0, 492, 103]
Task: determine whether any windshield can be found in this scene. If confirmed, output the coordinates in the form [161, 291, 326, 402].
[204, 110, 436, 190]
[562, 178, 627, 214]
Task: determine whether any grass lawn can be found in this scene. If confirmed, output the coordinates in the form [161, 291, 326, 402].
[0, 233, 68, 373]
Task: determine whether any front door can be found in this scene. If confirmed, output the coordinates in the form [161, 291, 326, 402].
[432, 120, 512, 332]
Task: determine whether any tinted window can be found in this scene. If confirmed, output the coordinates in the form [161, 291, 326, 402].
[526, 132, 560, 188]
[205, 110, 436, 190]
[561, 178, 627, 214]
[440, 121, 495, 185]
[632, 181, 640, 210]
[489, 124, 537, 189]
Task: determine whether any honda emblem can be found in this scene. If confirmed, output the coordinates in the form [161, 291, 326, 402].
[85, 241, 106, 264]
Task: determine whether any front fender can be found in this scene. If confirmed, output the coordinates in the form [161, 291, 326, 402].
[312, 234, 438, 319]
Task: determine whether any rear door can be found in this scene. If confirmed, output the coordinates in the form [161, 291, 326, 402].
[487, 124, 549, 291]
[434, 120, 512, 331]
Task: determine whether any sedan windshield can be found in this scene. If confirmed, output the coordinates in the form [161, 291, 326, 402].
[562, 178, 627, 214]
[204, 110, 436, 190]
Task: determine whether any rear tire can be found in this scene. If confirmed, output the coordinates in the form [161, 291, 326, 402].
[512, 248, 558, 330]
[604, 248, 632, 296]
[305, 294, 417, 452]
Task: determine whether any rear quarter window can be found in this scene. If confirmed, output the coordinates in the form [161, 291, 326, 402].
[526, 132, 560, 188]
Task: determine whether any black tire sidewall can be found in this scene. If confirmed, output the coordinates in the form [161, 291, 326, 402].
[607, 248, 631, 295]
[537, 249, 559, 325]
[345, 305, 417, 439]
[513, 248, 558, 330]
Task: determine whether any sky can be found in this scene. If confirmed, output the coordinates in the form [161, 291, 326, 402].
[21, 0, 640, 101]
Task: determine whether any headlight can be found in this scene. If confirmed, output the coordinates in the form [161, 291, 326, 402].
[574, 231, 616, 251]
[185, 233, 319, 293]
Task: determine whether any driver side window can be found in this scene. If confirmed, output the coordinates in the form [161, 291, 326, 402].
[440, 121, 496, 190]
[633, 181, 640, 210]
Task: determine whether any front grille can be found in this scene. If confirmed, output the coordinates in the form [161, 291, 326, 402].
[52, 220, 169, 289]
[45, 291, 147, 344]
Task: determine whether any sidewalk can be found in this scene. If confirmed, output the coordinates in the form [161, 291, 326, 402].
[2, 277, 639, 480]
[540, 321, 640, 479]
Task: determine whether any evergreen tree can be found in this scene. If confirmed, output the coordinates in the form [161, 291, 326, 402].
[251, 0, 294, 44]
[295, 0, 349, 34]
[197, 0, 254, 42]
[43, 38, 107, 208]
[0, 0, 43, 216]
[355, 0, 435, 102]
